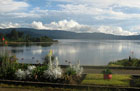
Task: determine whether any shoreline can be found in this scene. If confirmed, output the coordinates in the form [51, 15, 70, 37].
[0, 41, 58, 44]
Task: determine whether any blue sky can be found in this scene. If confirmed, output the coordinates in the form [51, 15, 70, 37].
[1, 0, 140, 35]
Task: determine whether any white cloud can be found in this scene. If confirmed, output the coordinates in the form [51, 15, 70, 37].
[31, 19, 137, 35]
[48, 20, 82, 30]
[0, 22, 20, 29]
[51, 0, 140, 21]
[97, 26, 138, 35]
[58, 3, 140, 20]
[31, 21, 49, 29]
[59, 4, 103, 15]
[3, 7, 48, 18]
[0, 0, 29, 12]
[9, 12, 41, 18]
[54, 0, 140, 8]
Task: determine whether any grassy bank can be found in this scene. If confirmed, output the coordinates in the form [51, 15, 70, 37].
[82, 74, 131, 86]
[108, 58, 140, 67]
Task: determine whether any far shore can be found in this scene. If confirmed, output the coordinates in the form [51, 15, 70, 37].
[0, 41, 58, 44]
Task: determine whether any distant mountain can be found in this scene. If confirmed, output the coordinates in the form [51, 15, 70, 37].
[0, 28, 140, 40]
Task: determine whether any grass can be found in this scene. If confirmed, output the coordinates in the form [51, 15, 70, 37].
[81, 74, 131, 87]
[108, 58, 140, 67]
[0, 83, 83, 91]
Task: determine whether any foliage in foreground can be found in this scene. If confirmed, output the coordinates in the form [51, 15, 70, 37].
[0, 53, 18, 79]
[82, 74, 131, 86]
[0, 51, 84, 83]
[108, 58, 140, 67]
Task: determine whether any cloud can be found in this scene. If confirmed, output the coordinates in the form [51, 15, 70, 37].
[59, 4, 103, 15]
[31, 19, 137, 35]
[0, 22, 20, 29]
[2, 7, 48, 18]
[0, 0, 29, 12]
[0, 0, 140, 35]
[48, 0, 140, 21]
[58, 3, 140, 20]
[97, 26, 138, 35]
[31, 20, 92, 33]
[31, 20, 83, 31]
[54, 0, 140, 8]
[48, 20, 82, 30]
[31, 21, 49, 29]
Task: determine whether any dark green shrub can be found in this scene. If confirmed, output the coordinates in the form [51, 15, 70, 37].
[102, 68, 112, 74]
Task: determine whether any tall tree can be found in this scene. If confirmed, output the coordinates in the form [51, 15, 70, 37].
[11, 29, 19, 40]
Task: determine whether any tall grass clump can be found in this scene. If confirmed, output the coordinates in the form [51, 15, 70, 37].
[0, 52, 18, 79]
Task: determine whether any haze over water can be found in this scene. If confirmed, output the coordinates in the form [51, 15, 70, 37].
[1, 39, 140, 65]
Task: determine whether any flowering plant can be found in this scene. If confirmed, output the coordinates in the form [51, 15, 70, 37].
[43, 57, 62, 80]
[25, 65, 36, 79]
[15, 69, 26, 80]
[65, 60, 83, 76]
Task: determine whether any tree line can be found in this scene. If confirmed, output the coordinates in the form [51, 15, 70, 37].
[0, 29, 55, 42]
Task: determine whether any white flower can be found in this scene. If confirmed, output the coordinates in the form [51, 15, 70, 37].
[15, 69, 26, 80]
[68, 60, 83, 76]
[25, 65, 36, 78]
[25, 70, 32, 78]
[53, 67, 62, 78]
[43, 56, 62, 80]
[55, 57, 59, 68]
[27, 65, 36, 71]
[43, 67, 62, 79]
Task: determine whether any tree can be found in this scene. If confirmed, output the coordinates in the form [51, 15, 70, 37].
[18, 32, 24, 38]
[25, 35, 31, 42]
[10, 29, 19, 40]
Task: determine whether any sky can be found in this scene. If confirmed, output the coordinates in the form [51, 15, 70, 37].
[1, 0, 140, 35]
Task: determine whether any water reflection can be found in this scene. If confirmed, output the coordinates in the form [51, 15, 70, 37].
[1, 40, 140, 65]
[32, 49, 43, 54]
[0, 42, 53, 47]
[11, 49, 24, 53]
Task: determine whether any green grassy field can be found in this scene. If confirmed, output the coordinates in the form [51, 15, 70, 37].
[81, 74, 131, 86]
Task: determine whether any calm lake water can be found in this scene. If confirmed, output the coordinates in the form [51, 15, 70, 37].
[1, 39, 140, 65]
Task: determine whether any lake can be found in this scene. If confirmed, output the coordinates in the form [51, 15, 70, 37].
[1, 39, 140, 66]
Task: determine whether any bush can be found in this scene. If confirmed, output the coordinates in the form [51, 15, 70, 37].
[102, 68, 112, 74]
